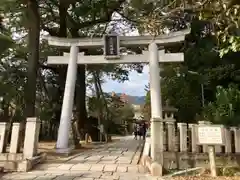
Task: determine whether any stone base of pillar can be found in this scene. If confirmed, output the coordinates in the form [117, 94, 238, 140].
[56, 146, 74, 155]
[150, 118, 163, 167]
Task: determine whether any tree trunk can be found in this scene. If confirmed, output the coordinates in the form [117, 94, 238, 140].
[24, 0, 40, 117]
[52, 1, 68, 135]
[76, 65, 87, 139]
[96, 73, 111, 136]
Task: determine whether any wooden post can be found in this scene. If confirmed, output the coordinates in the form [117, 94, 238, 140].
[208, 145, 217, 177]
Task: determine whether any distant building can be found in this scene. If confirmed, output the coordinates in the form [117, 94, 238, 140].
[132, 104, 143, 121]
[111, 92, 133, 104]
[120, 93, 128, 103]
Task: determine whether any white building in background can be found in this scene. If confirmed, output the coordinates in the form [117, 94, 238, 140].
[132, 104, 143, 121]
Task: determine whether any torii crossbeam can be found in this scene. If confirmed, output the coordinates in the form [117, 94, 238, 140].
[47, 50, 184, 64]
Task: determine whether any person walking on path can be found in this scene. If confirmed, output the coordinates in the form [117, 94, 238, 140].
[141, 122, 147, 140]
[137, 124, 142, 139]
[133, 123, 138, 140]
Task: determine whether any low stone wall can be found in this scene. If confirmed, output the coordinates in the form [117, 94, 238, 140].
[0, 117, 45, 172]
[163, 152, 240, 170]
[161, 120, 240, 154]
[141, 118, 240, 176]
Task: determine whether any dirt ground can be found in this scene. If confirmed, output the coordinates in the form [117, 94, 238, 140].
[37, 139, 120, 162]
[171, 177, 240, 180]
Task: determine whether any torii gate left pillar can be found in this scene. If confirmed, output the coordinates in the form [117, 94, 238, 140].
[44, 30, 189, 166]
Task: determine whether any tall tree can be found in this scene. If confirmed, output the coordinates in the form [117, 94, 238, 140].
[24, 0, 40, 117]
[0, 16, 13, 54]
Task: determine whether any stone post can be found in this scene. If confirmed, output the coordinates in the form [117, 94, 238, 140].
[23, 117, 40, 159]
[0, 122, 7, 153]
[9, 123, 22, 153]
[177, 123, 187, 152]
[166, 121, 175, 151]
[149, 42, 163, 169]
[189, 124, 197, 153]
[56, 46, 79, 153]
[224, 128, 232, 153]
[231, 127, 240, 153]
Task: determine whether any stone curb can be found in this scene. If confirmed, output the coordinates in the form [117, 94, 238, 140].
[140, 138, 163, 176]
[131, 141, 144, 165]
[140, 155, 163, 176]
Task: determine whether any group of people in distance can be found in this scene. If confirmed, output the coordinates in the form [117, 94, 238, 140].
[133, 122, 147, 140]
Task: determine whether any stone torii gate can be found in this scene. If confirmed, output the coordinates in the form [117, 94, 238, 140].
[44, 30, 189, 165]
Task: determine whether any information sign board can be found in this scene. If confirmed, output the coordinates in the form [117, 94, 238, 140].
[197, 125, 225, 145]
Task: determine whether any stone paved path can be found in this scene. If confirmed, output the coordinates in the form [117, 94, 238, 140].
[1, 136, 160, 180]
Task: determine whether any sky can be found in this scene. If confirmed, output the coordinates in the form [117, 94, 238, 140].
[102, 65, 149, 96]
[101, 16, 150, 97]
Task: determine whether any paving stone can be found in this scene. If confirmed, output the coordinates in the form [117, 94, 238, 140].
[72, 155, 89, 160]
[1, 136, 146, 180]
[22, 171, 48, 175]
[101, 172, 113, 176]
[35, 163, 60, 170]
[137, 176, 149, 180]
[116, 166, 127, 173]
[140, 175, 158, 180]
[45, 172, 64, 176]
[127, 166, 139, 173]
[116, 160, 132, 164]
[73, 178, 94, 180]
[54, 175, 76, 180]
[90, 164, 105, 172]
[85, 160, 100, 164]
[104, 164, 117, 172]
[81, 172, 101, 178]
[63, 172, 84, 177]
[45, 166, 59, 170]
[86, 155, 103, 161]
[117, 157, 129, 160]
[100, 172, 119, 179]
[119, 175, 138, 180]
[1, 175, 15, 180]
[58, 164, 74, 170]
[98, 160, 116, 164]
[71, 163, 91, 171]
[2, 174, 37, 180]
[101, 156, 118, 160]
[34, 175, 57, 180]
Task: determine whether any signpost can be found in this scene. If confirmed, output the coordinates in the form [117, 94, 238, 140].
[197, 125, 225, 177]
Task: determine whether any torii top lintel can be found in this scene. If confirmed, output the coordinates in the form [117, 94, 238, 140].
[43, 29, 190, 47]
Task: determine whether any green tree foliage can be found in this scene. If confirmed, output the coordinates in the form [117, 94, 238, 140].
[0, 16, 14, 54]
[140, 0, 240, 123]
[204, 85, 240, 126]
[142, 90, 151, 121]
[88, 93, 134, 134]
[2, 0, 240, 139]
[161, 65, 202, 123]
[107, 94, 134, 124]
[0, 0, 143, 130]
